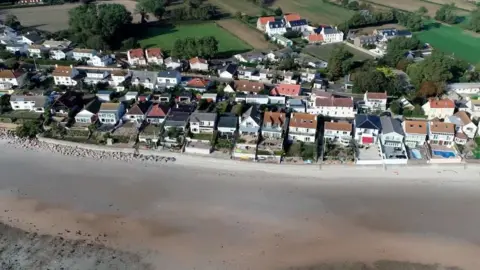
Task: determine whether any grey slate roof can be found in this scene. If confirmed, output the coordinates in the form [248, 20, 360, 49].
[355, 114, 381, 130]
[218, 115, 237, 128]
[241, 105, 261, 125]
[380, 116, 404, 135]
[189, 112, 217, 123]
[131, 70, 157, 82]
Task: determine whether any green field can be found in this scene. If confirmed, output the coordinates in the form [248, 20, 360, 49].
[139, 23, 252, 56]
[415, 22, 480, 64]
[303, 43, 374, 61]
[274, 0, 354, 25]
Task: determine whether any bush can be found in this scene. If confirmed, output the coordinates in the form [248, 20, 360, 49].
[15, 120, 42, 138]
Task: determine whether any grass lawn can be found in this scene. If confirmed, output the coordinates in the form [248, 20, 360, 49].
[139, 23, 252, 57]
[303, 43, 374, 62]
[415, 21, 480, 64]
[274, 0, 354, 25]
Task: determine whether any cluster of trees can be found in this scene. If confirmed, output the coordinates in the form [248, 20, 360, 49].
[4, 14, 21, 30]
[381, 37, 421, 68]
[339, 0, 371, 11]
[169, 0, 217, 21]
[467, 8, 480, 32]
[171, 36, 219, 59]
[397, 11, 423, 31]
[68, 4, 133, 50]
[352, 65, 407, 96]
[135, 0, 166, 23]
[327, 45, 354, 80]
[434, 3, 458, 24]
[283, 30, 302, 39]
[341, 9, 396, 29]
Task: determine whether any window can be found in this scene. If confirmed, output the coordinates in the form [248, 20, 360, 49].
[305, 137, 311, 142]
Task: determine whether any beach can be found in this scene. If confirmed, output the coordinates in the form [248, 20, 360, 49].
[0, 139, 480, 269]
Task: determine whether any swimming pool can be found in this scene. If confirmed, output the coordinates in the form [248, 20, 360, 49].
[432, 150, 456, 158]
[410, 149, 422, 159]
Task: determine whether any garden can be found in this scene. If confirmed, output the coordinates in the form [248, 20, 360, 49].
[322, 140, 355, 163]
[285, 142, 317, 162]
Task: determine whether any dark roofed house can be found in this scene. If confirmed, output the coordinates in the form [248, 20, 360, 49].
[380, 116, 405, 147]
[125, 102, 152, 123]
[218, 63, 238, 79]
[218, 114, 238, 138]
[354, 114, 382, 145]
[164, 111, 190, 131]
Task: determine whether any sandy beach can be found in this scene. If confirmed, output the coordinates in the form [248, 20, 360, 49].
[1, 139, 480, 269]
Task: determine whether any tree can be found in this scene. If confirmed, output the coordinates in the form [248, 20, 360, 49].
[135, 0, 165, 22]
[382, 36, 420, 67]
[347, 1, 359, 10]
[327, 46, 354, 80]
[468, 8, 480, 33]
[0, 94, 11, 114]
[5, 14, 21, 30]
[274, 7, 283, 16]
[389, 101, 402, 115]
[121, 37, 139, 50]
[417, 6, 428, 15]
[16, 120, 42, 139]
[86, 35, 106, 50]
[397, 12, 423, 31]
[353, 69, 390, 94]
[417, 81, 444, 98]
[435, 3, 458, 24]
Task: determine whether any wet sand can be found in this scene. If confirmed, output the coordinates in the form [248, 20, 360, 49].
[1, 142, 480, 269]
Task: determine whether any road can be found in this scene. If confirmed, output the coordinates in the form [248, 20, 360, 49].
[0, 143, 479, 269]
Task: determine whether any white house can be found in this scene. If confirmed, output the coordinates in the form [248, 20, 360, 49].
[288, 112, 317, 143]
[363, 91, 387, 111]
[428, 121, 455, 147]
[27, 44, 45, 58]
[324, 121, 352, 146]
[257, 16, 275, 31]
[189, 57, 208, 71]
[402, 120, 428, 148]
[127, 48, 146, 66]
[189, 112, 217, 134]
[9, 95, 46, 112]
[239, 105, 261, 136]
[447, 82, 480, 95]
[21, 32, 43, 45]
[83, 69, 110, 85]
[96, 91, 112, 102]
[110, 70, 131, 88]
[98, 102, 123, 125]
[0, 70, 27, 89]
[379, 116, 404, 147]
[354, 114, 382, 145]
[320, 26, 344, 43]
[164, 57, 182, 70]
[5, 43, 27, 54]
[218, 64, 238, 79]
[242, 95, 269, 105]
[286, 19, 308, 32]
[445, 111, 477, 139]
[72, 48, 96, 61]
[131, 70, 157, 90]
[52, 65, 78, 86]
[145, 48, 163, 65]
[75, 99, 101, 124]
[307, 96, 355, 118]
[265, 20, 287, 36]
[422, 98, 455, 120]
[42, 39, 71, 49]
[262, 112, 285, 139]
[87, 54, 113, 67]
[157, 70, 181, 86]
[50, 48, 72, 60]
[124, 102, 151, 123]
[217, 115, 237, 138]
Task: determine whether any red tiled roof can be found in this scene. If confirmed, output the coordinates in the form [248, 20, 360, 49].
[189, 57, 207, 64]
[128, 48, 144, 58]
[289, 113, 317, 128]
[147, 104, 169, 118]
[187, 78, 209, 88]
[0, 70, 24, 79]
[146, 48, 163, 58]
[284, 13, 301, 22]
[430, 122, 455, 134]
[429, 98, 455, 109]
[404, 120, 427, 135]
[263, 111, 285, 125]
[234, 80, 264, 93]
[308, 34, 323, 42]
[324, 121, 352, 132]
[258, 16, 275, 25]
[315, 97, 353, 107]
[271, 84, 301, 96]
[366, 91, 387, 100]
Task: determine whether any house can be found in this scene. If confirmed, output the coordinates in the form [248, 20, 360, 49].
[234, 51, 265, 63]
[243, 94, 269, 105]
[262, 112, 286, 139]
[87, 54, 113, 67]
[300, 69, 316, 82]
[110, 70, 131, 88]
[269, 96, 286, 105]
[455, 130, 468, 145]
[238, 66, 257, 80]
[445, 111, 477, 139]
[124, 102, 152, 123]
[257, 16, 275, 31]
[324, 121, 352, 145]
[374, 28, 411, 42]
[27, 44, 46, 58]
[234, 80, 265, 94]
[98, 102, 125, 125]
[75, 99, 101, 124]
[50, 48, 72, 60]
[422, 98, 455, 120]
[146, 103, 169, 124]
[136, 94, 149, 102]
[266, 47, 294, 62]
[428, 121, 455, 147]
[354, 35, 378, 47]
[176, 91, 192, 103]
[42, 39, 71, 49]
[354, 114, 382, 145]
[122, 91, 138, 101]
[307, 96, 355, 118]
[239, 105, 261, 136]
[9, 95, 47, 112]
[72, 48, 96, 61]
[288, 113, 317, 143]
[363, 91, 387, 111]
[306, 33, 323, 44]
[201, 93, 217, 102]
[402, 120, 428, 148]
[0, 70, 27, 89]
[271, 34, 293, 47]
[280, 70, 297, 84]
[5, 42, 27, 54]
[379, 116, 404, 147]
[265, 19, 287, 36]
[145, 48, 163, 65]
[127, 48, 146, 66]
[157, 70, 182, 87]
[164, 57, 182, 70]
[164, 111, 190, 132]
[151, 92, 171, 103]
[52, 65, 79, 86]
[51, 91, 84, 114]
[283, 13, 302, 24]
[447, 82, 480, 95]
[184, 78, 211, 92]
[218, 63, 238, 79]
[320, 26, 344, 43]
[270, 84, 301, 97]
[21, 32, 43, 45]
[287, 19, 308, 32]
[189, 57, 208, 71]
[189, 112, 217, 134]
[217, 114, 237, 137]
[96, 90, 112, 102]
[312, 74, 326, 89]
[83, 69, 109, 85]
[287, 99, 305, 112]
[131, 70, 157, 90]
